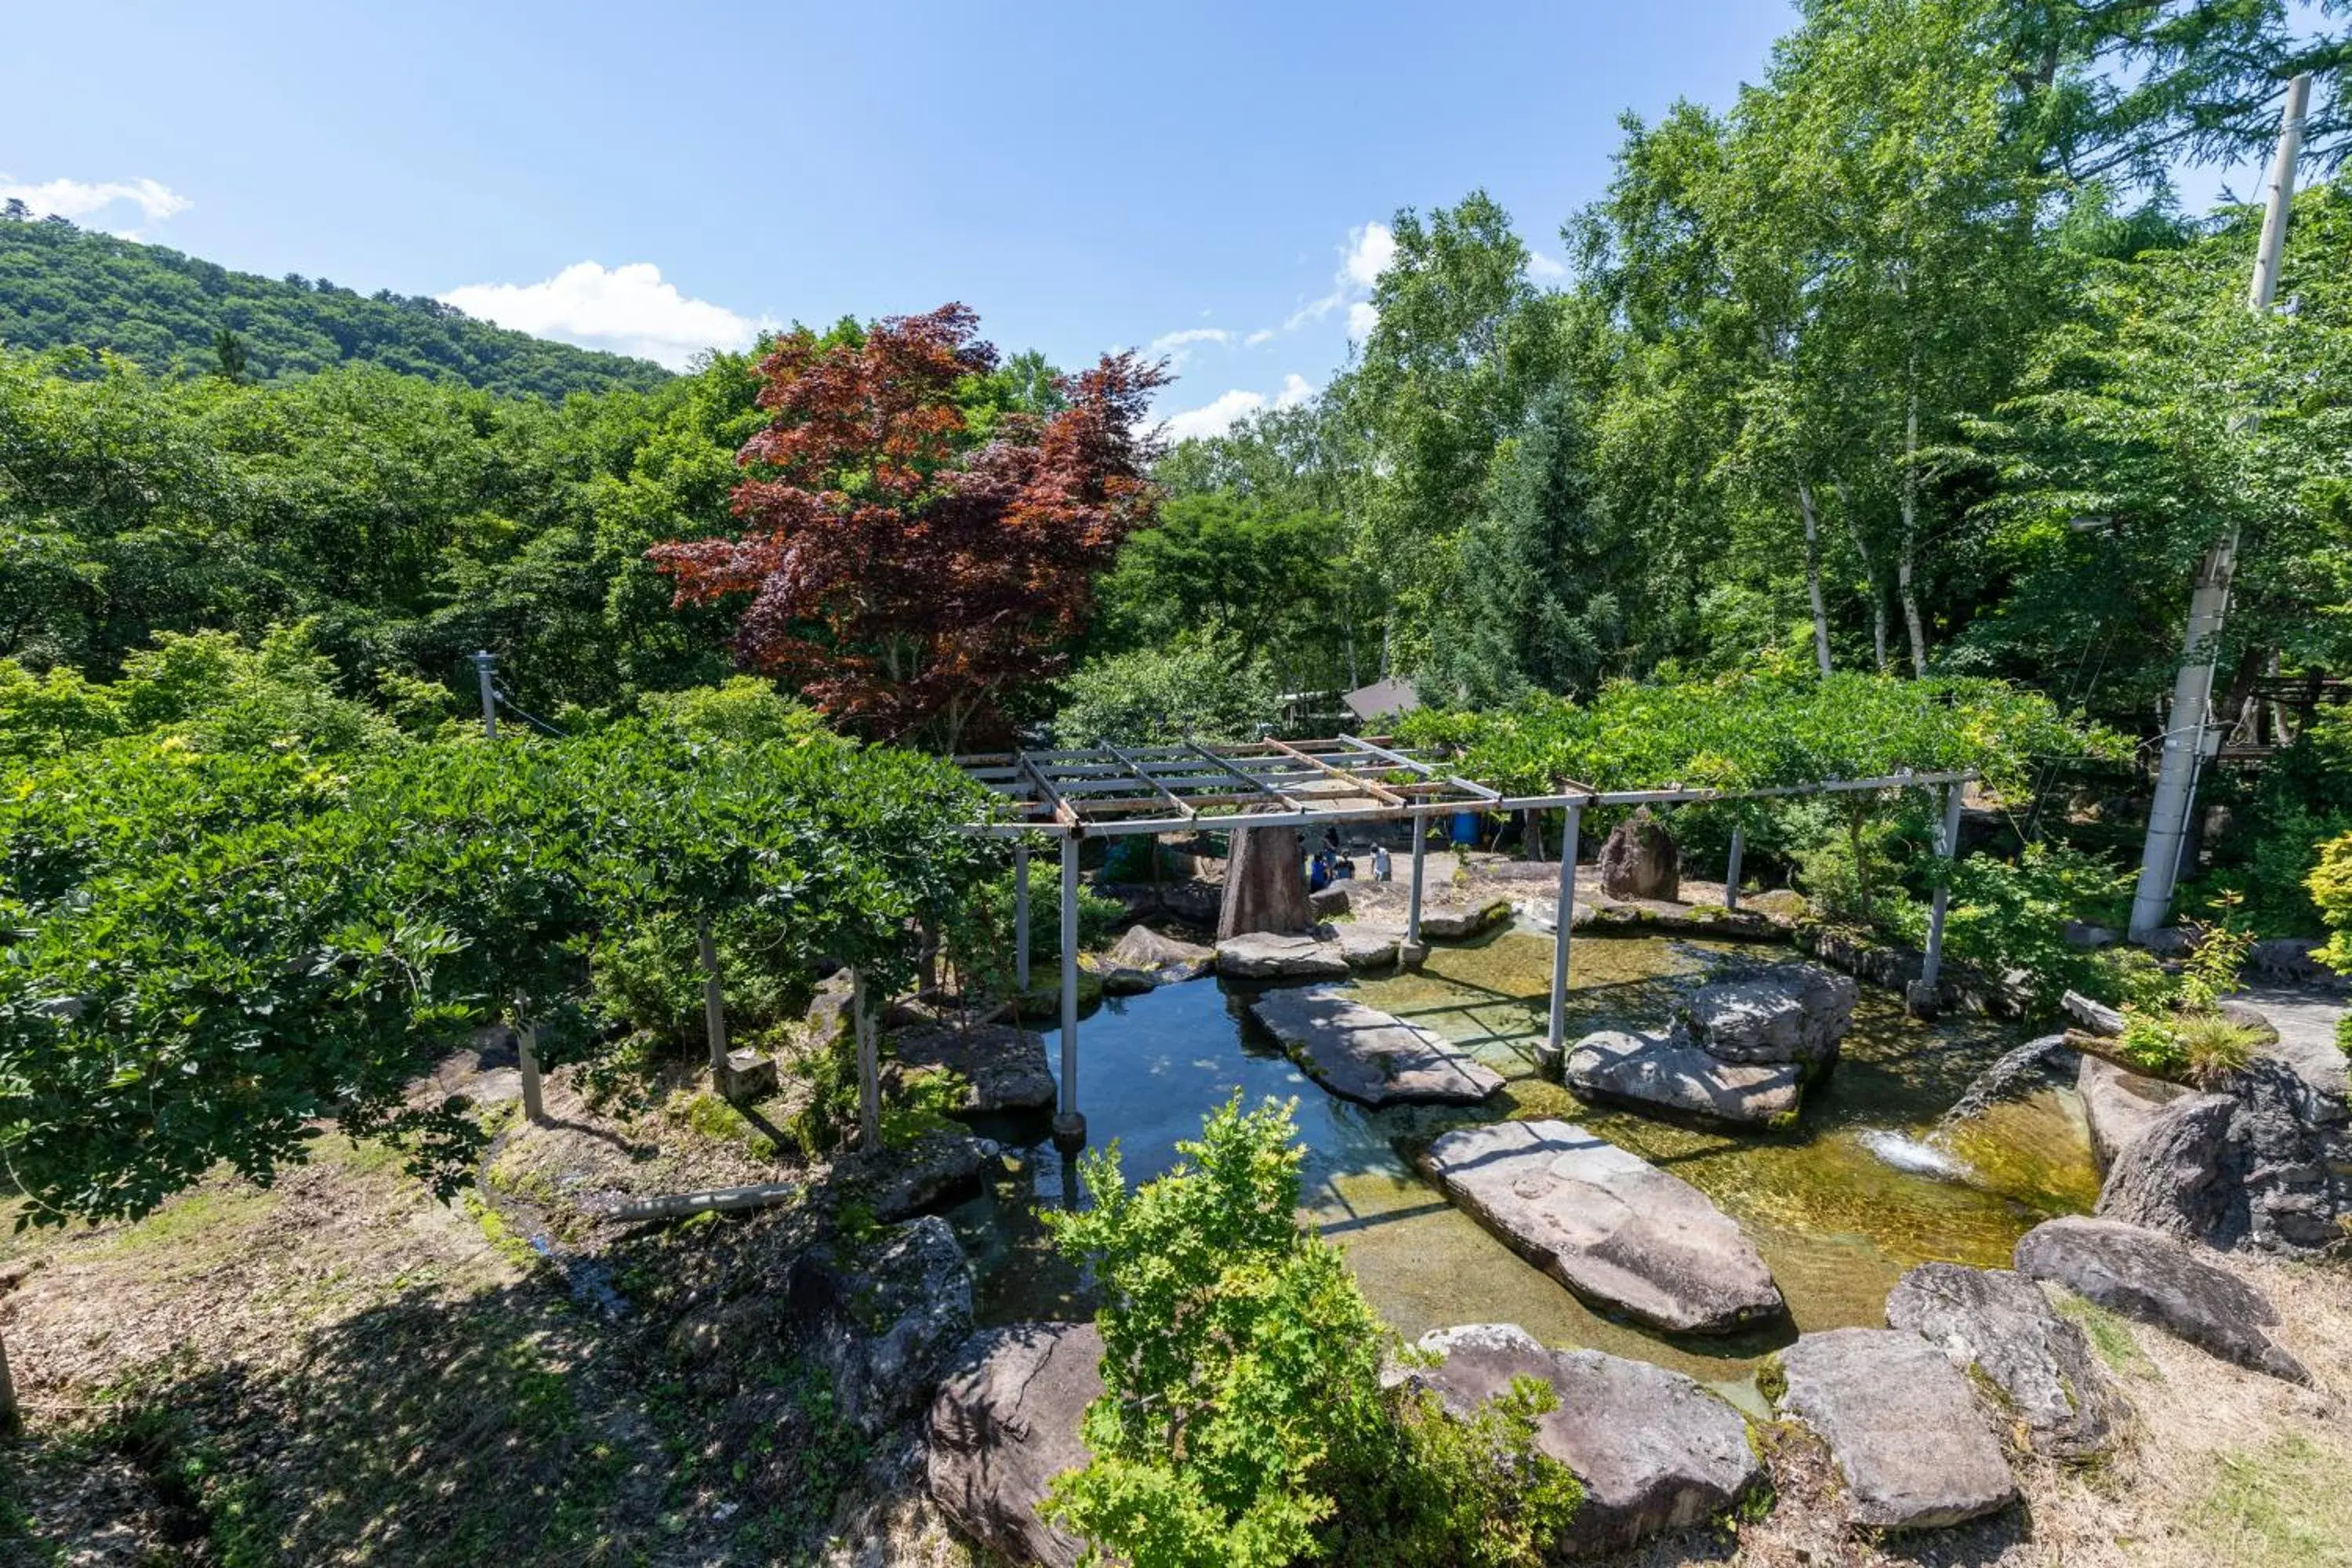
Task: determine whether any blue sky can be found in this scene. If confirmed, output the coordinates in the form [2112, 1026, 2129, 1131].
[0, 2, 2280, 434]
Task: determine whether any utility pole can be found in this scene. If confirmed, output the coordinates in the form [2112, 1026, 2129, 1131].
[2128, 73, 2310, 941]
[470, 650, 499, 740]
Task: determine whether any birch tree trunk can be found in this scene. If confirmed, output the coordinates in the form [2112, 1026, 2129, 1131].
[1797, 477, 1833, 677]
[2, 1324, 17, 1436]
[1897, 394, 1927, 677]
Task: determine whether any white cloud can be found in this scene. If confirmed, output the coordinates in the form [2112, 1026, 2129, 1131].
[438, 261, 759, 370]
[1278, 219, 1398, 336]
[1243, 328, 1275, 347]
[1347, 301, 1379, 340]
[1160, 388, 1265, 441]
[0, 175, 191, 234]
[1527, 249, 1569, 280]
[1149, 327, 1232, 351]
[1341, 221, 1396, 289]
[1156, 373, 1319, 443]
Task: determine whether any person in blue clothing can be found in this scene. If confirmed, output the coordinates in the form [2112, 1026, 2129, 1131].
[1309, 851, 1332, 891]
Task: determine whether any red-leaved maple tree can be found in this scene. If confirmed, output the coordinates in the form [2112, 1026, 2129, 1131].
[648, 304, 1167, 751]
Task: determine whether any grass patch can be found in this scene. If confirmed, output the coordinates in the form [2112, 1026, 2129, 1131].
[2053, 1292, 2158, 1379]
[89, 1184, 279, 1266]
[2190, 1434, 2352, 1566]
[670, 1090, 781, 1159]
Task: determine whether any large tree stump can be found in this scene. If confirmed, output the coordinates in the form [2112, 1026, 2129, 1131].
[1218, 826, 1313, 938]
[1599, 808, 1679, 901]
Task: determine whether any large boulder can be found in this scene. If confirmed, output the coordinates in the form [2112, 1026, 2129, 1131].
[2094, 1091, 2241, 1239]
[1883, 1263, 2127, 1460]
[891, 1023, 1056, 1114]
[1250, 987, 1503, 1107]
[2013, 1215, 2310, 1385]
[927, 1323, 1102, 1568]
[1218, 825, 1313, 938]
[835, 1131, 997, 1221]
[1398, 1323, 1762, 1555]
[1417, 1119, 1784, 1334]
[1563, 1027, 1802, 1128]
[789, 1215, 976, 1435]
[1677, 964, 1857, 1071]
[1773, 1328, 2019, 1531]
[1598, 808, 1679, 901]
[2092, 1058, 2350, 1254]
[2076, 1054, 2190, 1167]
[1083, 924, 1214, 994]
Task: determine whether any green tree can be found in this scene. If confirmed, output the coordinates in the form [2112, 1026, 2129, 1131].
[1042, 1098, 1580, 1568]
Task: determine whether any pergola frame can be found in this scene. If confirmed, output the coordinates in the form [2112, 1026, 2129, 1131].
[953, 738, 1977, 1148]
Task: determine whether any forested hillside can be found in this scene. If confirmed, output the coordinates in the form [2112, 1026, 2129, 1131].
[0, 212, 670, 399]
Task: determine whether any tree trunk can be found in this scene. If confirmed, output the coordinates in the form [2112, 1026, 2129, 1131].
[1519, 808, 1545, 862]
[1, 1323, 17, 1436]
[1835, 479, 1889, 673]
[1217, 826, 1313, 938]
[1797, 477, 1832, 678]
[1898, 393, 1928, 677]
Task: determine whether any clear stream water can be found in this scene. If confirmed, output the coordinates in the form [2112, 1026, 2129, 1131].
[944, 926, 2100, 1405]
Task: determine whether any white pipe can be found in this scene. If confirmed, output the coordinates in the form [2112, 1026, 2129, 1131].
[1059, 833, 1080, 1119]
[1013, 842, 1031, 991]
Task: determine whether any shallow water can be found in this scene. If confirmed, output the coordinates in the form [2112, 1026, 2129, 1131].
[943, 926, 2098, 1396]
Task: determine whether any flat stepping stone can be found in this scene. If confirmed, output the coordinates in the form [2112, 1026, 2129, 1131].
[892, 1023, 1055, 1113]
[2013, 1214, 2310, 1384]
[1775, 1327, 2019, 1531]
[1563, 1028, 1802, 1127]
[1415, 898, 1513, 940]
[1336, 924, 1403, 969]
[1214, 931, 1348, 979]
[1885, 1262, 2127, 1460]
[1400, 1323, 1762, 1554]
[927, 1323, 1101, 1568]
[1250, 987, 1503, 1107]
[1417, 1119, 1784, 1334]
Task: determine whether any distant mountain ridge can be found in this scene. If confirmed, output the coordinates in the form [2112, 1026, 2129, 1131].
[0, 216, 672, 400]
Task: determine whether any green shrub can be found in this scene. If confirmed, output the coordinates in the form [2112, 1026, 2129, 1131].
[1940, 842, 2132, 1009]
[2116, 1007, 2260, 1086]
[1041, 1098, 1579, 1568]
[1051, 634, 1279, 749]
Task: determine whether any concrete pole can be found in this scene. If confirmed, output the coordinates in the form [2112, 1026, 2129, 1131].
[2129, 73, 2310, 940]
[1545, 802, 1584, 1069]
[1918, 784, 1968, 996]
[1406, 824, 1428, 947]
[695, 915, 728, 1077]
[1013, 842, 1031, 991]
[851, 970, 880, 1150]
[1724, 824, 1745, 911]
[1054, 833, 1085, 1150]
[517, 1023, 546, 1125]
[470, 650, 499, 740]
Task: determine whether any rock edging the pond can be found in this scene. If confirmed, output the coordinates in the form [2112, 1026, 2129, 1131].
[927, 1322, 1100, 1568]
[1772, 1327, 2020, 1531]
[1417, 1119, 1785, 1334]
[1214, 931, 1349, 980]
[1083, 924, 1214, 993]
[2013, 1214, 2311, 1385]
[1396, 1323, 1763, 1555]
[1884, 1261, 2127, 1460]
[1249, 986, 1503, 1107]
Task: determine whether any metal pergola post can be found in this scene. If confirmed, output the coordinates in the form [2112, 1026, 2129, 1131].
[1054, 832, 1085, 1150]
[1724, 825, 1744, 911]
[1406, 826, 1428, 948]
[517, 1022, 546, 1124]
[1013, 841, 1031, 991]
[1545, 801, 1584, 1065]
[1918, 783, 1967, 996]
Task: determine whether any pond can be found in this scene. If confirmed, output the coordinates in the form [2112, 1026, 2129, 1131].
[943, 925, 2098, 1405]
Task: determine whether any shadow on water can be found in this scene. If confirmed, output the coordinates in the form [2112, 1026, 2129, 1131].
[942, 925, 2099, 1397]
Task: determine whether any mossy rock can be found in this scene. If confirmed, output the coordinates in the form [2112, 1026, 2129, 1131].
[1009, 970, 1105, 1021]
